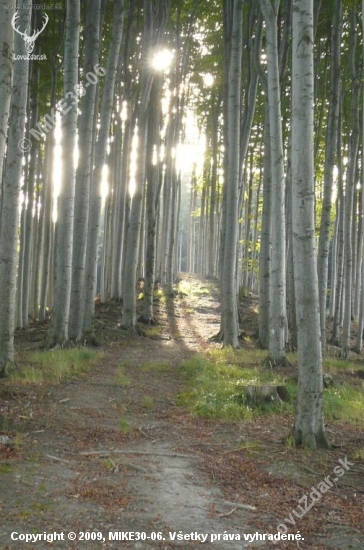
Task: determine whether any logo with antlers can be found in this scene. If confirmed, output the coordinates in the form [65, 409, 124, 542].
[11, 11, 49, 54]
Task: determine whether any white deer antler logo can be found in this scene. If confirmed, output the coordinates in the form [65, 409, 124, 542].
[12, 11, 49, 54]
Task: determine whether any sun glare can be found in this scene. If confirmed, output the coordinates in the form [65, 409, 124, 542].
[203, 73, 214, 87]
[151, 48, 174, 72]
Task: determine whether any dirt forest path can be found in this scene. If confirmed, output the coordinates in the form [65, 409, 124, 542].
[0, 274, 363, 550]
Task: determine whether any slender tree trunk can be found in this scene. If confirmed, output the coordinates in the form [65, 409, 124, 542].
[291, 0, 329, 450]
[38, 55, 58, 322]
[329, 201, 339, 318]
[208, 99, 219, 277]
[341, 9, 360, 358]
[259, 0, 287, 365]
[137, 183, 146, 280]
[121, 0, 155, 330]
[258, 102, 271, 349]
[0, 2, 31, 373]
[221, 0, 243, 348]
[39, 134, 54, 321]
[286, 149, 297, 349]
[317, 0, 342, 355]
[140, 77, 162, 323]
[332, 116, 344, 344]
[0, 0, 14, 185]
[32, 156, 45, 319]
[48, 0, 80, 346]
[83, 0, 124, 335]
[19, 62, 40, 328]
[250, 163, 262, 292]
[353, 188, 363, 321]
[356, 0, 364, 353]
[187, 174, 196, 273]
[69, 0, 101, 341]
[110, 120, 123, 299]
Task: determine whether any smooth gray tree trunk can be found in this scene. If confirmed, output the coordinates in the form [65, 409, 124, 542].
[356, 0, 364, 353]
[220, 0, 243, 348]
[331, 117, 344, 344]
[207, 99, 219, 278]
[317, 0, 342, 355]
[140, 76, 162, 323]
[341, 8, 360, 359]
[0, 2, 31, 373]
[19, 63, 40, 328]
[258, 102, 271, 349]
[0, 0, 14, 183]
[83, 0, 124, 334]
[291, 0, 329, 449]
[259, 0, 287, 365]
[121, 0, 154, 329]
[122, 0, 167, 329]
[68, 0, 101, 341]
[49, 0, 80, 346]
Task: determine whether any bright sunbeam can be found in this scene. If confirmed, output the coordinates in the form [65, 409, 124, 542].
[202, 73, 214, 87]
[151, 48, 174, 72]
[101, 164, 109, 200]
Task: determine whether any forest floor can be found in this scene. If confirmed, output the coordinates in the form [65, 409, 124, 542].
[0, 273, 363, 550]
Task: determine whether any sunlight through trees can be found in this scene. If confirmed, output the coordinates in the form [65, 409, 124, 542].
[0, 0, 363, 450]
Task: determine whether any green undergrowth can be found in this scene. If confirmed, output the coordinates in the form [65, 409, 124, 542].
[10, 348, 102, 385]
[178, 348, 364, 425]
[143, 325, 163, 338]
[323, 356, 364, 423]
[323, 384, 364, 424]
[177, 279, 213, 298]
[323, 356, 363, 373]
[178, 348, 294, 420]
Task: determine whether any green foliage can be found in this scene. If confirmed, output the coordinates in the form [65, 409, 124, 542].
[10, 349, 101, 385]
[178, 352, 292, 420]
[324, 384, 364, 424]
[177, 279, 213, 298]
[178, 348, 364, 426]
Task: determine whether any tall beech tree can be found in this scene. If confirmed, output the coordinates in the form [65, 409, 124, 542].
[356, 0, 364, 353]
[122, 0, 156, 330]
[0, 1, 30, 373]
[259, 0, 288, 366]
[68, 0, 102, 342]
[0, 0, 14, 182]
[220, 0, 243, 348]
[291, 0, 329, 449]
[49, 0, 80, 346]
[82, 0, 124, 336]
[122, 0, 167, 330]
[317, 0, 342, 356]
[341, 7, 361, 359]
[139, 75, 163, 324]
